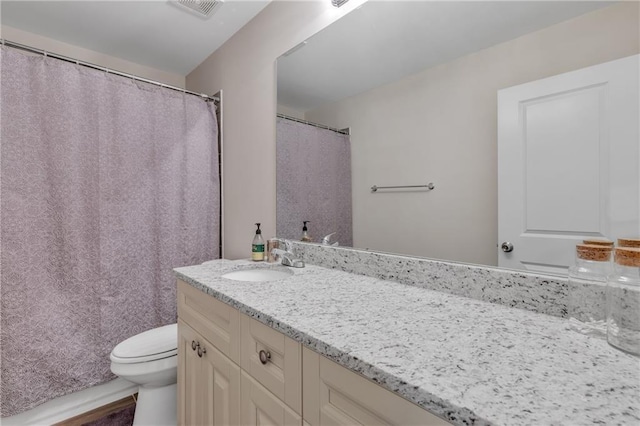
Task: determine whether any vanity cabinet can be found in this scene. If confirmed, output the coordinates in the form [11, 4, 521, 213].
[177, 279, 449, 426]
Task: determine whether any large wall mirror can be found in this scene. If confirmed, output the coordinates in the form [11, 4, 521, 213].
[276, 1, 639, 275]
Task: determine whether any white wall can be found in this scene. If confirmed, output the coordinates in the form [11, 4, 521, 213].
[187, 0, 365, 259]
[276, 104, 305, 120]
[1, 26, 185, 88]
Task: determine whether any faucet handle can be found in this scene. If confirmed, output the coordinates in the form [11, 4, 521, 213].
[322, 233, 337, 245]
[270, 248, 287, 257]
[277, 238, 292, 252]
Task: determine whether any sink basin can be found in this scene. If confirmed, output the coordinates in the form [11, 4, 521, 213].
[221, 267, 294, 282]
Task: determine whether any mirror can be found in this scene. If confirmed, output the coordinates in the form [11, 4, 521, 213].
[276, 1, 639, 273]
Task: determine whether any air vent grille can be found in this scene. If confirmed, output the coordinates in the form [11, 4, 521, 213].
[332, 0, 349, 7]
[171, 0, 222, 18]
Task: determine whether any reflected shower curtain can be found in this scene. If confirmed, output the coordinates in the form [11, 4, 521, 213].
[276, 117, 352, 246]
[0, 47, 220, 416]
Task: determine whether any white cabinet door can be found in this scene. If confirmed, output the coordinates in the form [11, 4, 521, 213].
[177, 320, 241, 426]
[199, 337, 241, 426]
[498, 55, 639, 274]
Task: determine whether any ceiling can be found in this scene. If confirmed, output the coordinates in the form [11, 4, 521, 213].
[1, 0, 270, 76]
[277, 1, 614, 112]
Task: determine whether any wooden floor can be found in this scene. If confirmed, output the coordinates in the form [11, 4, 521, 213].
[53, 394, 137, 426]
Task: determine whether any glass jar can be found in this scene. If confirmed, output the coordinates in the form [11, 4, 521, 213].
[567, 244, 612, 337]
[607, 247, 640, 355]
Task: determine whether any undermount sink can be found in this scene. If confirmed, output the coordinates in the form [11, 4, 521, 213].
[221, 267, 294, 282]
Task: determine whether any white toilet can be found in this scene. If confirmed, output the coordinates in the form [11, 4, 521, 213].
[110, 323, 178, 426]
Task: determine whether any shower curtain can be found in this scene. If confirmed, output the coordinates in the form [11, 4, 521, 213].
[0, 47, 220, 416]
[276, 117, 352, 246]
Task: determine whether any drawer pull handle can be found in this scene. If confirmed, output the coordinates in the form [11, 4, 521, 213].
[191, 340, 199, 351]
[197, 346, 206, 358]
[259, 350, 271, 365]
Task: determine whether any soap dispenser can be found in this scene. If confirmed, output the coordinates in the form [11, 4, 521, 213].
[252, 223, 265, 261]
[301, 221, 312, 242]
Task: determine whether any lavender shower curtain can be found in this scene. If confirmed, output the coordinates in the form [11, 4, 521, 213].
[276, 117, 352, 246]
[0, 47, 220, 416]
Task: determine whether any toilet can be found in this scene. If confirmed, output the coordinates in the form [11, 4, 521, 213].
[110, 323, 178, 426]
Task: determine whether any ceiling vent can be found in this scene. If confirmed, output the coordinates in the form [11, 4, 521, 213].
[170, 0, 223, 19]
[332, 0, 349, 8]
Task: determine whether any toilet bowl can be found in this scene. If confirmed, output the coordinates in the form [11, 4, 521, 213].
[110, 323, 178, 426]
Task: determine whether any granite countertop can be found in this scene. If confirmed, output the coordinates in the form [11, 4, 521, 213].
[174, 259, 640, 426]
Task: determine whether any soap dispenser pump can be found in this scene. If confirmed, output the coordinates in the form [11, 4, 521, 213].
[301, 221, 312, 242]
[252, 223, 265, 261]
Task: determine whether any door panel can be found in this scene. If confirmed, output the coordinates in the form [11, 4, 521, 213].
[523, 85, 603, 233]
[200, 338, 241, 426]
[498, 55, 639, 274]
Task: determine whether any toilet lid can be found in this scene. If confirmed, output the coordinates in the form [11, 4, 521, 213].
[111, 323, 177, 364]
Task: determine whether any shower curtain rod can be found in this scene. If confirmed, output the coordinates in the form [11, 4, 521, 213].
[277, 113, 350, 135]
[1, 39, 219, 103]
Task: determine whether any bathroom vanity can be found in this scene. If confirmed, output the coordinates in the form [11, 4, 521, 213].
[176, 278, 444, 425]
[174, 258, 639, 426]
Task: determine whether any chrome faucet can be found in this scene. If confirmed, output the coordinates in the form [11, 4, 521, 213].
[270, 239, 305, 268]
[321, 233, 339, 246]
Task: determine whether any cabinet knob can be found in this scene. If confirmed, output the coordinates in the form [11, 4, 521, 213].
[259, 349, 271, 365]
[191, 340, 199, 351]
[197, 346, 206, 358]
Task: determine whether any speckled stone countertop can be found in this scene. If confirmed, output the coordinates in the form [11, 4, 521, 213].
[174, 259, 639, 426]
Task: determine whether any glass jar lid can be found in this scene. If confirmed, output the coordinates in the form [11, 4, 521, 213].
[614, 247, 640, 267]
[618, 238, 640, 248]
[576, 244, 612, 261]
[582, 238, 614, 247]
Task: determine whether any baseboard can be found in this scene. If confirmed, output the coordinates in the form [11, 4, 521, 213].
[53, 394, 136, 426]
[1, 379, 138, 426]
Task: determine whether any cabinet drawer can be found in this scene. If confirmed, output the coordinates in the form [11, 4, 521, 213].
[241, 371, 302, 426]
[177, 280, 240, 363]
[241, 314, 301, 415]
[302, 347, 450, 426]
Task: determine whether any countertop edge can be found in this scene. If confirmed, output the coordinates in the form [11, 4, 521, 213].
[175, 270, 493, 426]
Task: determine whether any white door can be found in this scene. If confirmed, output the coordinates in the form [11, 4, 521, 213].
[498, 55, 639, 275]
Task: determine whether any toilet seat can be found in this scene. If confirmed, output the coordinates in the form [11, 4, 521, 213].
[110, 323, 177, 364]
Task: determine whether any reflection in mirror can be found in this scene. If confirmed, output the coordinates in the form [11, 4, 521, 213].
[276, 1, 640, 274]
[276, 116, 353, 247]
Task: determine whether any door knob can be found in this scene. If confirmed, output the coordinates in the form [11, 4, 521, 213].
[191, 340, 198, 351]
[501, 242, 514, 253]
